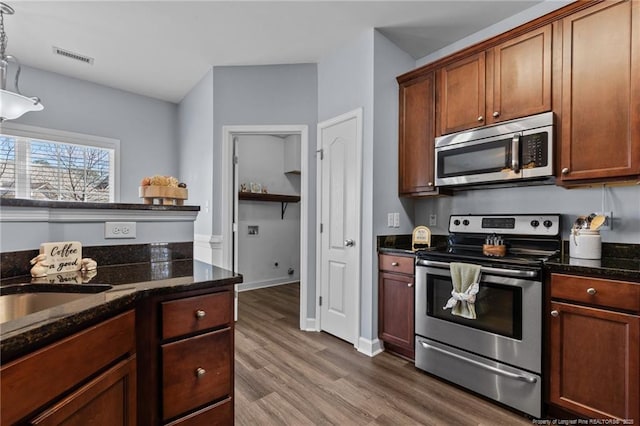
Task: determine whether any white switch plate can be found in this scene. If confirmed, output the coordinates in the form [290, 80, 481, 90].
[105, 222, 136, 239]
[387, 213, 394, 227]
[393, 212, 400, 228]
[429, 214, 437, 226]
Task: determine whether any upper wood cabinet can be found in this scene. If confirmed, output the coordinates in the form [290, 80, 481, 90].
[398, 72, 438, 196]
[558, 0, 640, 183]
[437, 25, 552, 135]
[438, 52, 486, 135]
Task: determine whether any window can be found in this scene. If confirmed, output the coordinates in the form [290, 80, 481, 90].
[0, 123, 119, 202]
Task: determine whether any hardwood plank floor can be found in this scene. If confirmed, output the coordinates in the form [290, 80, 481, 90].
[235, 283, 532, 425]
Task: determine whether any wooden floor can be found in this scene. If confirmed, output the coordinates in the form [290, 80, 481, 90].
[234, 283, 531, 425]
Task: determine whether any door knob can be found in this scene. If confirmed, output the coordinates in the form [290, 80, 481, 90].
[586, 288, 597, 295]
[493, 111, 500, 118]
[550, 310, 559, 317]
[477, 116, 484, 122]
[561, 168, 570, 175]
[344, 239, 355, 247]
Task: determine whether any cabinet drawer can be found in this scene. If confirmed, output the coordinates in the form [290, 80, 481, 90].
[379, 254, 414, 275]
[162, 328, 232, 421]
[165, 397, 232, 426]
[551, 274, 640, 313]
[162, 291, 232, 340]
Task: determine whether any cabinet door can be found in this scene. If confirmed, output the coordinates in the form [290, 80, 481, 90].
[379, 271, 414, 359]
[490, 25, 552, 124]
[559, 0, 640, 182]
[398, 73, 436, 196]
[549, 301, 639, 421]
[438, 52, 486, 135]
[30, 356, 137, 426]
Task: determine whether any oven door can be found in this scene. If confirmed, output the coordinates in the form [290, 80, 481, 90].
[415, 259, 542, 373]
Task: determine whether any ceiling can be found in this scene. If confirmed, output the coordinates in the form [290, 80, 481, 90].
[4, 1, 545, 103]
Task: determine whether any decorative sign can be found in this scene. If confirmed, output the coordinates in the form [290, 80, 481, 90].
[39, 241, 83, 274]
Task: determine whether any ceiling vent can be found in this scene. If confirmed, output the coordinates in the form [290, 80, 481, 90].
[52, 46, 94, 65]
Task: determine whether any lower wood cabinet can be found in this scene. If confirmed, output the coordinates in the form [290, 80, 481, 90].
[548, 274, 640, 422]
[378, 253, 415, 360]
[137, 286, 234, 425]
[0, 310, 137, 425]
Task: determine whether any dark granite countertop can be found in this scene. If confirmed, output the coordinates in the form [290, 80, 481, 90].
[0, 197, 200, 211]
[545, 255, 640, 283]
[376, 234, 639, 282]
[0, 260, 241, 362]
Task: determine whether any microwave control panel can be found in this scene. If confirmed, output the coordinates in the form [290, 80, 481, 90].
[521, 132, 548, 168]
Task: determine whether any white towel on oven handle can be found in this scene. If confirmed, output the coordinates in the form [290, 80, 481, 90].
[443, 282, 480, 309]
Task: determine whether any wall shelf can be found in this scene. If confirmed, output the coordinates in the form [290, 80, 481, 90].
[238, 192, 301, 219]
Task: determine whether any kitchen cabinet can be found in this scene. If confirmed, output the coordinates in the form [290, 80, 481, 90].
[378, 253, 415, 360]
[437, 25, 552, 135]
[558, 0, 640, 183]
[284, 135, 301, 174]
[136, 287, 234, 425]
[0, 310, 136, 425]
[398, 72, 440, 196]
[548, 274, 639, 421]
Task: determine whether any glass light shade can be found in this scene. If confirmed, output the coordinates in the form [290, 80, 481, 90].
[0, 88, 44, 121]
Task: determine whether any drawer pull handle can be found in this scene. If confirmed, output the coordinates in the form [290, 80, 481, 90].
[586, 288, 597, 295]
[550, 310, 559, 317]
[195, 367, 206, 378]
[195, 310, 206, 319]
[391, 262, 399, 266]
[407, 283, 413, 288]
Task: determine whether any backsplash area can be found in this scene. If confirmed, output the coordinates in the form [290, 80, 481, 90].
[1, 242, 193, 279]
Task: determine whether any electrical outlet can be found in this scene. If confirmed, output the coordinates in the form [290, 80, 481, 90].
[393, 212, 400, 228]
[387, 213, 394, 228]
[594, 211, 613, 231]
[105, 222, 136, 239]
[429, 214, 437, 226]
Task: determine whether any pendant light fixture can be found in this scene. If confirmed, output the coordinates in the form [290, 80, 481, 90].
[0, 2, 43, 122]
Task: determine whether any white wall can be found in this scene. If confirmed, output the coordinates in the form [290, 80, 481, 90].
[11, 65, 179, 203]
[236, 134, 300, 287]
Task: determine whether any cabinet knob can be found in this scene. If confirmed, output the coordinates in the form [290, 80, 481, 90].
[561, 167, 570, 175]
[477, 116, 484, 122]
[391, 262, 399, 266]
[195, 367, 206, 378]
[427, 182, 433, 187]
[195, 309, 206, 319]
[493, 111, 500, 118]
[586, 287, 597, 295]
[407, 283, 413, 287]
[550, 310, 559, 317]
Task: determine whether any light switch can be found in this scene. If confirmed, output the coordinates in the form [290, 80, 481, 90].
[387, 213, 394, 227]
[393, 213, 400, 228]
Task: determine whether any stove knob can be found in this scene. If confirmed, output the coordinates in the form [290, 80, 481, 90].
[530, 220, 540, 228]
[462, 219, 470, 226]
[543, 220, 553, 228]
[453, 219, 461, 226]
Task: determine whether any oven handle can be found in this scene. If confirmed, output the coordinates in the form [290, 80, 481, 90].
[416, 259, 537, 278]
[418, 340, 538, 384]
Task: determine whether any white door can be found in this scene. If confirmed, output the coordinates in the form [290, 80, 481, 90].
[318, 109, 362, 345]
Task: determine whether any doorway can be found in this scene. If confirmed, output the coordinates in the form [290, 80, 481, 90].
[221, 125, 310, 329]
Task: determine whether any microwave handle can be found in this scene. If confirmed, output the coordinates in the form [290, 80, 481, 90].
[511, 134, 520, 173]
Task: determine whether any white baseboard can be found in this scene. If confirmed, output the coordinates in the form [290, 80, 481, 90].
[237, 278, 299, 292]
[357, 337, 384, 357]
[301, 317, 318, 332]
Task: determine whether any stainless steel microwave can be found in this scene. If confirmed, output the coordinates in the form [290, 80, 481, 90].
[435, 112, 554, 187]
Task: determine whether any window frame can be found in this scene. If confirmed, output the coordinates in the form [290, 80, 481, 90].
[0, 122, 120, 202]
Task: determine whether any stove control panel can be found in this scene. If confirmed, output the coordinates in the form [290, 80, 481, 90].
[448, 214, 560, 236]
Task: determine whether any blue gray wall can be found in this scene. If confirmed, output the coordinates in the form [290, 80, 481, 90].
[10, 65, 179, 203]
[178, 69, 214, 237]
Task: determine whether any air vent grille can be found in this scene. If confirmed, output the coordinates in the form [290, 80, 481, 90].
[52, 46, 94, 65]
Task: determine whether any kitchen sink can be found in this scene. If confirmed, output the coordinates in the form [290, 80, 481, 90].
[0, 283, 113, 324]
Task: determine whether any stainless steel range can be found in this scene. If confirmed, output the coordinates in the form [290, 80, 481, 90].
[414, 214, 562, 418]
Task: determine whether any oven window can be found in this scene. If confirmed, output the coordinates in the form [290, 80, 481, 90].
[426, 275, 523, 339]
[437, 138, 511, 177]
